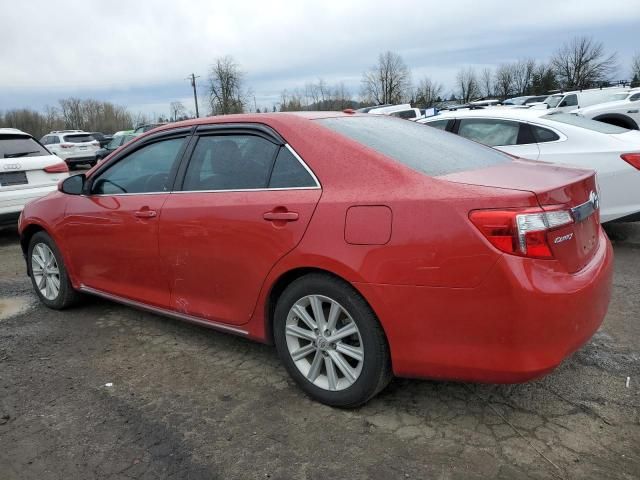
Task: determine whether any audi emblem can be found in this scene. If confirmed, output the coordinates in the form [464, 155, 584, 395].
[3, 163, 22, 170]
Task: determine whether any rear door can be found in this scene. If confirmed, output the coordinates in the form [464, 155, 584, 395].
[159, 126, 321, 325]
[454, 118, 540, 159]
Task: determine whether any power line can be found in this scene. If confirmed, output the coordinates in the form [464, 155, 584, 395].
[187, 73, 200, 118]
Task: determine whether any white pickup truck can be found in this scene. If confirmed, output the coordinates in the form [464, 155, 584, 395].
[573, 89, 640, 130]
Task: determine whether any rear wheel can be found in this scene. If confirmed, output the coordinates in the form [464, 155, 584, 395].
[274, 273, 391, 407]
[28, 232, 81, 309]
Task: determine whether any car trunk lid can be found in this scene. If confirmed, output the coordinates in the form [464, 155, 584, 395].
[441, 159, 600, 273]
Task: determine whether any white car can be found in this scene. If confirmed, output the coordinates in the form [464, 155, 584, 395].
[541, 86, 630, 113]
[419, 109, 640, 222]
[0, 128, 69, 225]
[368, 104, 424, 121]
[574, 88, 640, 130]
[40, 130, 100, 168]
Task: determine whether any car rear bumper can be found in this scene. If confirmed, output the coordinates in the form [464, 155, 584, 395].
[0, 185, 58, 221]
[57, 152, 97, 162]
[355, 228, 613, 383]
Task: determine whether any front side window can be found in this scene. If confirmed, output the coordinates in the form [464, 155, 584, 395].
[457, 119, 520, 146]
[92, 137, 185, 194]
[183, 135, 278, 191]
[630, 93, 640, 102]
[562, 95, 578, 107]
[50, 136, 60, 145]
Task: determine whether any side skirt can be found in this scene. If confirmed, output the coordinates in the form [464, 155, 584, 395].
[78, 286, 249, 336]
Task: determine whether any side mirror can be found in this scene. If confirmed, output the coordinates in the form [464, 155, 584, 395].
[59, 174, 86, 195]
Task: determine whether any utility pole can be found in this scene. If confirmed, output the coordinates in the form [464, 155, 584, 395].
[187, 73, 200, 118]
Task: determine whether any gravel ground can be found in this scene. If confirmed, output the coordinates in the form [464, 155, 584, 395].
[0, 222, 639, 480]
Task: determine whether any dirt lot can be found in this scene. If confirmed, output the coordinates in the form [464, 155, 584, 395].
[0, 222, 639, 480]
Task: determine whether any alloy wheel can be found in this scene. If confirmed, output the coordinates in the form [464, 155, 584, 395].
[285, 295, 364, 391]
[31, 243, 61, 301]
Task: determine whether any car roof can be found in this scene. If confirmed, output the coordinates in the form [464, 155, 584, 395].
[0, 127, 29, 136]
[421, 107, 551, 122]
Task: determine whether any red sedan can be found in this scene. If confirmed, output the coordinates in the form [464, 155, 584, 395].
[18, 112, 613, 407]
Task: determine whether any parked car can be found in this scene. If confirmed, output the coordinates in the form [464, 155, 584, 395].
[40, 130, 100, 168]
[419, 108, 640, 222]
[541, 86, 630, 113]
[133, 123, 167, 134]
[96, 133, 138, 161]
[368, 104, 423, 120]
[89, 132, 113, 148]
[503, 95, 549, 106]
[0, 128, 69, 225]
[573, 88, 640, 130]
[19, 113, 612, 407]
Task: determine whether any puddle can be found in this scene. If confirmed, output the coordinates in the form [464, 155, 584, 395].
[0, 296, 32, 320]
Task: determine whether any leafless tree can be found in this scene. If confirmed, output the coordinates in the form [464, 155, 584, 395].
[170, 101, 186, 121]
[208, 55, 247, 115]
[632, 52, 640, 86]
[361, 51, 411, 105]
[59, 97, 84, 129]
[414, 77, 443, 107]
[512, 59, 536, 95]
[480, 67, 494, 98]
[456, 67, 479, 103]
[551, 36, 617, 89]
[494, 64, 515, 99]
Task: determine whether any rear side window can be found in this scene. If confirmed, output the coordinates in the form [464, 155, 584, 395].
[183, 135, 278, 191]
[458, 119, 520, 146]
[64, 134, 94, 143]
[268, 147, 317, 188]
[391, 110, 417, 119]
[425, 119, 450, 130]
[0, 135, 49, 158]
[544, 113, 628, 133]
[318, 116, 509, 177]
[531, 125, 560, 143]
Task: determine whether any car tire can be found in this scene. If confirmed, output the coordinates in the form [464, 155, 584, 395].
[274, 273, 392, 408]
[28, 231, 81, 310]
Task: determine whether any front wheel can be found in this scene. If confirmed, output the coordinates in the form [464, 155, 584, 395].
[274, 273, 392, 407]
[28, 232, 81, 309]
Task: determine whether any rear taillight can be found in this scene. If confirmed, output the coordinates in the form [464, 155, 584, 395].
[469, 208, 573, 259]
[44, 162, 69, 173]
[621, 153, 640, 170]
[60, 143, 73, 149]
[91, 141, 99, 147]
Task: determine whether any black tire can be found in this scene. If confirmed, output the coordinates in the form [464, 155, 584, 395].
[274, 273, 392, 408]
[28, 231, 81, 309]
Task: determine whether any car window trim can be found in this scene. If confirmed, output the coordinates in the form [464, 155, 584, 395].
[85, 126, 194, 196]
[174, 126, 320, 193]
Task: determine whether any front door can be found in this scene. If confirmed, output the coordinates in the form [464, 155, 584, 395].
[159, 133, 321, 325]
[63, 136, 188, 307]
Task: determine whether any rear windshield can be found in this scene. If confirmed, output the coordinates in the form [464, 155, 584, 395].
[64, 134, 94, 143]
[0, 135, 49, 158]
[543, 113, 629, 134]
[318, 116, 510, 176]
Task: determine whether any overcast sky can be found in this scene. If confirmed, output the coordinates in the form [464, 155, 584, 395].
[2, 0, 639, 117]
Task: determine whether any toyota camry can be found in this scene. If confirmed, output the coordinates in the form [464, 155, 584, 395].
[18, 112, 613, 407]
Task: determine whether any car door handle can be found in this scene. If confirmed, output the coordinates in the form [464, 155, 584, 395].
[263, 211, 299, 222]
[134, 209, 157, 218]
